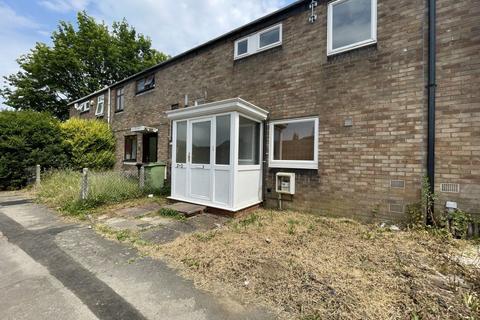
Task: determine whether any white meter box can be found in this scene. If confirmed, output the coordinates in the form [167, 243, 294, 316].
[276, 172, 295, 195]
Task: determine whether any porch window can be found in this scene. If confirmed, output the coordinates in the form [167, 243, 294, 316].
[238, 116, 260, 165]
[124, 135, 137, 162]
[116, 87, 125, 112]
[269, 117, 319, 169]
[176, 121, 187, 163]
[136, 74, 155, 94]
[327, 0, 377, 55]
[95, 94, 104, 116]
[215, 115, 230, 165]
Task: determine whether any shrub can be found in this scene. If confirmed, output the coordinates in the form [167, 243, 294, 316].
[0, 111, 68, 190]
[38, 169, 144, 215]
[61, 118, 115, 170]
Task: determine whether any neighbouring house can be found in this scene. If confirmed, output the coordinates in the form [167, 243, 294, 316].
[68, 0, 480, 222]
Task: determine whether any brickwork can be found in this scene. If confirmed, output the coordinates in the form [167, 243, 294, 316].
[68, 0, 479, 222]
[434, 0, 480, 217]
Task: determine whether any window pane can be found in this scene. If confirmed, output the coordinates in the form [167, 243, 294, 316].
[239, 117, 260, 165]
[176, 121, 187, 163]
[259, 27, 280, 48]
[125, 136, 137, 161]
[332, 0, 372, 50]
[192, 121, 211, 164]
[273, 120, 315, 161]
[237, 39, 248, 55]
[216, 115, 230, 165]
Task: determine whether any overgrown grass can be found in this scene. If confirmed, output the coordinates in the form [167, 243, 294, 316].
[37, 169, 145, 216]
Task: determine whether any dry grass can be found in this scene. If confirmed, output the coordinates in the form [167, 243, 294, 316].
[154, 210, 480, 320]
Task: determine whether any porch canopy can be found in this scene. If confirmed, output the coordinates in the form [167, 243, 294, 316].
[166, 98, 268, 211]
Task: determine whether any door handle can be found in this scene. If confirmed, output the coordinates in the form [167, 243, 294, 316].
[187, 152, 191, 163]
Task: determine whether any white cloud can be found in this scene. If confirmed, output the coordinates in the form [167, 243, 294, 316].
[43, 0, 292, 55]
[39, 0, 91, 13]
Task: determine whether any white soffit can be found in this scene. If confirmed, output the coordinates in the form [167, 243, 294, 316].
[165, 97, 268, 121]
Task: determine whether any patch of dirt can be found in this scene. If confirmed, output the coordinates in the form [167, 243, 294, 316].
[153, 210, 480, 320]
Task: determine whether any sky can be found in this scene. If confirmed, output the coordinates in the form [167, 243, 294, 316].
[0, 0, 296, 109]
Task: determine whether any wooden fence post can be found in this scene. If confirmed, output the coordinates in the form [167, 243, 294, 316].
[80, 168, 89, 200]
[35, 164, 41, 188]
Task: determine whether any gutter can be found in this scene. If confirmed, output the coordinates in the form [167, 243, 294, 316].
[427, 0, 436, 207]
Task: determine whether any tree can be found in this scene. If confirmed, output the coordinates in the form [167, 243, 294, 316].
[0, 111, 68, 190]
[1, 12, 168, 120]
[61, 118, 116, 170]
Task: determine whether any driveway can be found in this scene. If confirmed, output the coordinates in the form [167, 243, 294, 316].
[0, 192, 270, 320]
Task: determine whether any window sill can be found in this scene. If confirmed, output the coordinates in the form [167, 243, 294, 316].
[327, 39, 377, 56]
[115, 109, 124, 114]
[269, 161, 318, 170]
[123, 161, 137, 166]
[95, 114, 104, 117]
[135, 87, 155, 96]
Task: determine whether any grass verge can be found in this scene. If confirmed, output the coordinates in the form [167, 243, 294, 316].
[154, 210, 480, 320]
[37, 169, 145, 217]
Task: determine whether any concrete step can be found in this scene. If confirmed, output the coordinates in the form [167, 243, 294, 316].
[162, 202, 206, 217]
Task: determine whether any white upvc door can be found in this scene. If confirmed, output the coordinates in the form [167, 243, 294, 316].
[172, 121, 188, 199]
[187, 118, 213, 201]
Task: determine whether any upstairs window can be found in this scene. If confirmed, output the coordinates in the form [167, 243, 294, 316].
[136, 74, 155, 94]
[95, 94, 105, 116]
[327, 0, 377, 55]
[78, 101, 90, 113]
[269, 117, 319, 169]
[124, 135, 137, 162]
[116, 87, 125, 112]
[234, 23, 282, 59]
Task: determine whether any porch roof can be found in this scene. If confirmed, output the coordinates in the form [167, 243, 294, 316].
[165, 98, 269, 121]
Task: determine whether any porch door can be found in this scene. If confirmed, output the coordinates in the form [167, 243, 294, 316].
[188, 118, 213, 201]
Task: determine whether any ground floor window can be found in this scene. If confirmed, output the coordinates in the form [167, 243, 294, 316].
[269, 117, 319, 169]
[124, 135, 137, 162]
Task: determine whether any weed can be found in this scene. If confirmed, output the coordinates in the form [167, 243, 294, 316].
[194, 231, 216, 242]
[157, 208, 185, 221]
[239, 213, 261, 228]
[181, 257, 200, 269]
[463, 292, 479, 314]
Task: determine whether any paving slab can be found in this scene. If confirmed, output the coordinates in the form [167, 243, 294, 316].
[163, 203, 206, 217]
[103, 217, 147, 232]
[116, 203, 162, 218]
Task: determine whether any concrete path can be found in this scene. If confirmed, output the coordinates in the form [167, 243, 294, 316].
[0, 192, 270, 320]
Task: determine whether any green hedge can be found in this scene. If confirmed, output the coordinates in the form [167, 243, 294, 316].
[0, 111, 68, 190]
[61, 118, 116, 170]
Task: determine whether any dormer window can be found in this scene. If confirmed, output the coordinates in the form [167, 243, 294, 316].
[327, 0, 377, 55]
[234, 23, 282, 60]
[136, 74, 155, 94]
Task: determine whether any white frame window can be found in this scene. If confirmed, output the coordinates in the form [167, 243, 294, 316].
[327, 0, 377, 56]
[95, 94, 105, 116]
[79, 101, 90, 113]
[269, 117, 319, 169]
[234, 23, 282, 60]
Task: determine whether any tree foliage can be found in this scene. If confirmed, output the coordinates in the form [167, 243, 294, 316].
[61, 118, 116, 170]
[1, 12, 168, 120]
[0, 111, 68, 190]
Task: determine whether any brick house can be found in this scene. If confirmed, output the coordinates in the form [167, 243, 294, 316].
[68, 0, 480, 222]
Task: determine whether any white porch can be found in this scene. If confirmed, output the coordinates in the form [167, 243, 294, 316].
[166, 98, 268, 212]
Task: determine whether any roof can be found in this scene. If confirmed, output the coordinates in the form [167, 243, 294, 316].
[165, 97, 269, 121]
[68, 0, 307, 106]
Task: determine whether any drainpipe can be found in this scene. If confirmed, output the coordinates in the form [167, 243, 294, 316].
[107, 87, 111, 127]
[427, 0, 436, 211]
